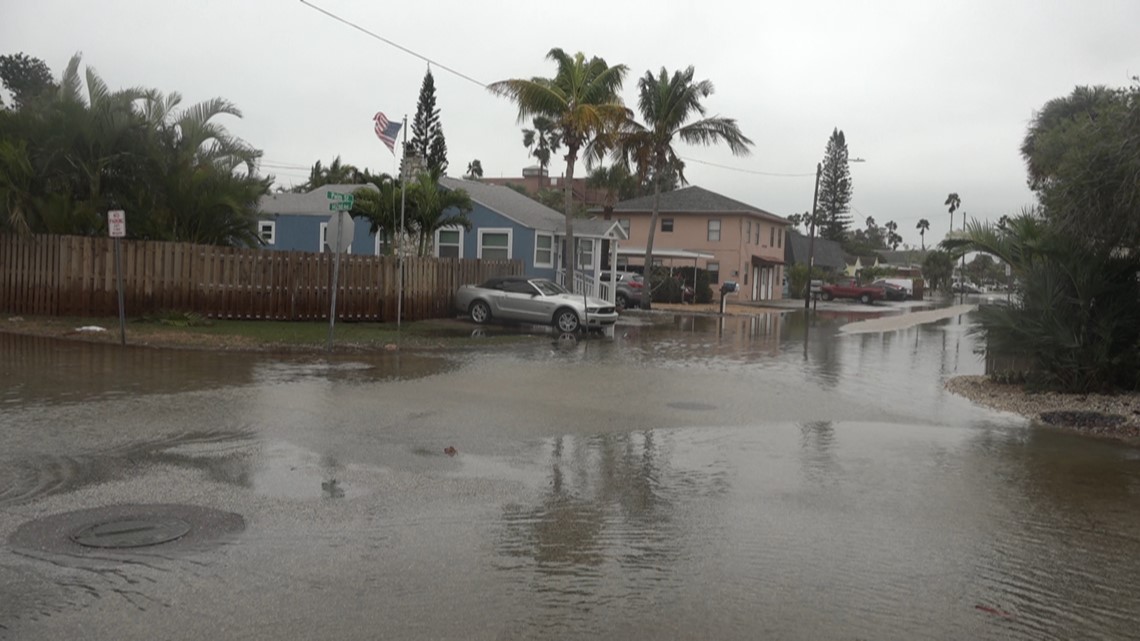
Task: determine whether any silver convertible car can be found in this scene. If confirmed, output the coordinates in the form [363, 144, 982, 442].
[454, 276, 619, 333]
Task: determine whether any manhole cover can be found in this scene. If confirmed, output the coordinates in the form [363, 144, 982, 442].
[70, 516, 192, 549]
[667, 401, 717, 411]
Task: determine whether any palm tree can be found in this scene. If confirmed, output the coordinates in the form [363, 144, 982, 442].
[916, 218, 930, 250]
[406, 170, 474, 256]
[944, 192, 960, 235]
[352, 173, 402, 255]
[465, 159, 483, 180]
[586, 164, 637, 219]
[884, 220, 901, 250]
[521, 116, 562, 175]
[489, 49, 628, 291]
[615, 66, 752, 309]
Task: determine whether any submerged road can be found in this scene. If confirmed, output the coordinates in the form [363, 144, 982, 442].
[2, 309, 1139, 640]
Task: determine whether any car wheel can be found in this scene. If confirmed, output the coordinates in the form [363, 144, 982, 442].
[859, 293, 872, 305]
[821, 291, 833, 301]
[554, 308, 581, 333]
[469, 300, 492, 324]
[616, 293, 629, 309]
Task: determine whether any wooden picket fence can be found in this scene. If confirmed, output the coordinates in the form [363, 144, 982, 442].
[0, 234, 521, 321]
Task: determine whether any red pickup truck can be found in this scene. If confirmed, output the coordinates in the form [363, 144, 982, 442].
[819, 278, 885, 305]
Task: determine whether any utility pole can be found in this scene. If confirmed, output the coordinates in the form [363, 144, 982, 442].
[804, 162, 822, 311]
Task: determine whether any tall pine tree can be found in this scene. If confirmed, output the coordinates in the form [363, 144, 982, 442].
[817, 128, 852, 241]
[409, 68, 448, 175]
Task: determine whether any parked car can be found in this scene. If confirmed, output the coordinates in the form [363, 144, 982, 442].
[455, 276, 618, 332]
[819, 278, 885, 305]
[871, 279, 909, 301]
[600, 271, 645, 308]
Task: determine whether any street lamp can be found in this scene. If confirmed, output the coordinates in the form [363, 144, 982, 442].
[804, 157, 865, 311]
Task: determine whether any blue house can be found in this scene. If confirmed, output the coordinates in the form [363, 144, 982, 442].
[257, 184, 382, 255]
[257, 179, 627, 300]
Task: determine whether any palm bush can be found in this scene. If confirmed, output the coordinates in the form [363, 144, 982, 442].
[946, 215, 1140, 392]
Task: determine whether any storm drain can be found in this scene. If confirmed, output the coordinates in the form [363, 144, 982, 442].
[9, 504, 244, 555]
[70, 516, 192, 549]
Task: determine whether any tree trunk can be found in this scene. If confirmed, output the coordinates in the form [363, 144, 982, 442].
[641, 172, 661, 310]
[564, 146, 577, 293]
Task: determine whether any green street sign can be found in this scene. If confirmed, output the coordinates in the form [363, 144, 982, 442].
[326, 191, 354, 204]
[329, 202, 352, 211]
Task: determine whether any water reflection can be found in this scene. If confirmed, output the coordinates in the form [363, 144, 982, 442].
[497, 430, 728, 637]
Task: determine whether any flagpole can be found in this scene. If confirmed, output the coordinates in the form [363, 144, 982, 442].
[397, 114, 407, 332]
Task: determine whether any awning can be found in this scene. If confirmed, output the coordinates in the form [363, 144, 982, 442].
[750, 255, 785, 267]
[617, 247, 716, 261]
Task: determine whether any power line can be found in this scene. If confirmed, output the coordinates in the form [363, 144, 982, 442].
[680, 156, 816, 178]
[298, 0, 488, 89]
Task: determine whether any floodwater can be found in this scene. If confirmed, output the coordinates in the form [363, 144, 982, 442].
[1, 309, 1139, 640]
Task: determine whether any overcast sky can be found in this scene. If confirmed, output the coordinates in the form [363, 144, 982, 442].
[3, 0, 1137, 247]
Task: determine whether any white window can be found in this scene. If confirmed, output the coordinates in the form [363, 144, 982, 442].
[320, 222, 351, 254]
[707, 261, 720, 284]
[478, 228, 512, 260]
[259, 220, 276, 245]
[435, 227, 464, 258]
[534, 233, 554, 267]
[576, 238, 594, 269]
[708, 219, 721, 242]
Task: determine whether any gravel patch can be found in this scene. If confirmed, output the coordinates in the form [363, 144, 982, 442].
[946, 375, 1140, 440]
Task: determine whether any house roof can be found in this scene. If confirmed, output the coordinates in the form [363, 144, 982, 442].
[440, 177, 623, 238]
[440, 176, 563, 231]
[784, 231, 847, 271]
[606, 185, 789, 224]
[258, 184, 378, 216]
[877, 249, 928, 266]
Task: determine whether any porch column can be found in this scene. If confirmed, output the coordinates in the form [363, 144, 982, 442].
[608, 239, 618, 304]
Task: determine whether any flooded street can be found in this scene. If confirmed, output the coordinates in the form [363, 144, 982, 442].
[2, 310, 1139, 640]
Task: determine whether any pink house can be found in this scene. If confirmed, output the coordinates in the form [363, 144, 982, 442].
[603, 186, 791, 302]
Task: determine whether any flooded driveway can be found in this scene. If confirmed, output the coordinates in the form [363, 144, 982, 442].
[2, 310, 1139, 640]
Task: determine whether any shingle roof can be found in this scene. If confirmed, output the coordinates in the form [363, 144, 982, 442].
[258, 184, 378, 216]
[877, 249, 928, 266]
[439, 176, 563, 231]
[784, 231, 848, 271]
[608, 185, 788, 223]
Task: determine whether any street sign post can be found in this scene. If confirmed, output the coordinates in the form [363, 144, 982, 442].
[107, 210, 127, 345]
[329, 202, 352, 211]
[324, 210, 355, 350]
[326, 191, 355, 203]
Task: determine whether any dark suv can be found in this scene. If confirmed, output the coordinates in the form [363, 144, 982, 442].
[600, 271, 645, 308]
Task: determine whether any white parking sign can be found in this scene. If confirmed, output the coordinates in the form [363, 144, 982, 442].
[108, 210, 126, 238]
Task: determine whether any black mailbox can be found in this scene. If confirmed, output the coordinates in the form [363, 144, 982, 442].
[720, 281, 739, 295]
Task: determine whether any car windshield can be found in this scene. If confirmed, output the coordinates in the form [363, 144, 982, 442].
[531, 279, 567, 296]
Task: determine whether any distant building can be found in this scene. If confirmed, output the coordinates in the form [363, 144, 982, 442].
[601, 186, 790, 302]
[480, 166, 609, 209]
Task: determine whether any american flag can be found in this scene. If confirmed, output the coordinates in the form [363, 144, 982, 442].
[373, 112, 401, 154]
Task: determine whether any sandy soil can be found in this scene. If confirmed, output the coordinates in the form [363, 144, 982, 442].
[947, 375, 1140, 441]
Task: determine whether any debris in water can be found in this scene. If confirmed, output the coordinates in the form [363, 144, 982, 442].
[75, 326, 108, 333]
[443, 446, 458, 457]
[384, 343, 399, 351]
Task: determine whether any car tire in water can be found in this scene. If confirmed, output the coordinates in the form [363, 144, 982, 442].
[616, 293, 629, 309]
[469, 300, 492, 324]
[821, 291, 833, 301]
[554, 308, 581, 333]
[859, 293, 872, 305]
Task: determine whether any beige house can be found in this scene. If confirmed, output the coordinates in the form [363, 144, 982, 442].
[602, 186, 791, 302]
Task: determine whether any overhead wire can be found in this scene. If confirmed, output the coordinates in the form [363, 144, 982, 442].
[297, 0, 815, 182]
